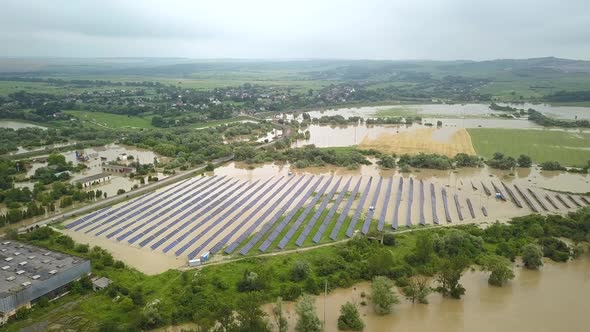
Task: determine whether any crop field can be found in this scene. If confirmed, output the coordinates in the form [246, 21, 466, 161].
[468, 128, 590, 166]
[61, 174, 587, 274]
[65, 110, 154, 129]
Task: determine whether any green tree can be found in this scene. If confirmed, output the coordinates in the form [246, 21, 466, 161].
[517, 154, 532, 167]
[377, 155, 396, 169]
[480, 255, 515, 286]
[371, 276, 399, 315]
[522, 243, 543, 269]
[47, 153, 67, 166]
[295, 294, 322, 332]
[436, 256, 468, 299]
[205, 163, 215, 171]
[272, 297, 288, 332]
[236, 292, 270, 332]
[291, 260, 311, 281]
[337, 302, 364, 331]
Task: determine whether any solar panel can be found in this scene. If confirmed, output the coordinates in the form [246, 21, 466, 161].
[405, 177, 414, 227]
[258, 177, 323, 252]
[175, 179, 264, 257]
[466, 198, 475, 218]
[311, 177, 352, 243]
[105, 177, 230, 239]
[430, 183, 439, 225]
[392, 177, 403, 229]
[419, 179, 425, 225]
[441, 187, 452, 222]
[359, 176, 381, 235]
[453, 193, 464, 221]
[329, 177, 362, 240]
[295, 177, 343, 246]
[377, 177, 393, 231]
[193, 177, 282, 255]
[277, 176, 334, 250]
[225, 175, 306, 254]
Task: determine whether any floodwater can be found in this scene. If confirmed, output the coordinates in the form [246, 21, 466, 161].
[263, 255, 590, 332]
[504, 102, 590, 120]
[0, 120, 46, 130]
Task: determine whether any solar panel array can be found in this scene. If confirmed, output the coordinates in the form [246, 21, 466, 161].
[259, 177, 323, 252]
[295, 177, 343, 246]
[377, 177, 393, 231]
[330, 177, 362, 240]
[234, 176, 309, 255]
[312, 178, 352, 243]
[392, 177, 403, 229]
[361, 177, 382, 235]
[67, 173, 587, 262]
[278, 176, 334, 249]
[406, 177, 414, 227]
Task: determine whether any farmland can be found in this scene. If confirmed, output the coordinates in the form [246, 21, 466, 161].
[468, 128, 590, 166]
[64, 110, 154, 129]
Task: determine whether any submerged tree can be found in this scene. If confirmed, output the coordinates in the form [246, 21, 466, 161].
[522, 243, 544, 269]
[337, 302, 365, 331]
[295, 294, 322, 332]
[402, 276, 431, 304]
[480, 255, 515, 286]
[371, 276, 399, 315]
[436, 256, 468, 299]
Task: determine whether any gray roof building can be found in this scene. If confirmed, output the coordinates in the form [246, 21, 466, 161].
[0, 241, 91, 323]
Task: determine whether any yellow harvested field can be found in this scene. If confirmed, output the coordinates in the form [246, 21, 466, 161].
[358, 127, 476, 156]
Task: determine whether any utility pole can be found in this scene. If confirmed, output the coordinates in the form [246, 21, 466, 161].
[324, 279, 327, 330]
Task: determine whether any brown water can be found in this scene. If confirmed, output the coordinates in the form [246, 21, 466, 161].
[264, 255, 590, 332]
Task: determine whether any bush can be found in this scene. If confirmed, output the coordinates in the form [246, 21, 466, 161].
[382, 233, 396, 246]
[337, 302, 365, 330]
[291, 260, 311, 281]
[371, 276, 398, 315]
[522, 244, 543, 269]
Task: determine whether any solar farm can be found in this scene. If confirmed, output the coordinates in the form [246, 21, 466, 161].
[63, 174, 589, 273]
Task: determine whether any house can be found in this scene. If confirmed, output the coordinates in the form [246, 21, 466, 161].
[73, 173, 112, 188]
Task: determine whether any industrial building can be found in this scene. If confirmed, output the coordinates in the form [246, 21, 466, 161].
[0, 241, 91, 324]
[73, 173, 112, 188]
[101, 164, 135, 174]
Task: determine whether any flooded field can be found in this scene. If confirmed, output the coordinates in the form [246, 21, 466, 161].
[0, 120, 47, 129]
[301, 103, 590, 120]
[61, 162, 588, 274]
[264, 255, 590, 332]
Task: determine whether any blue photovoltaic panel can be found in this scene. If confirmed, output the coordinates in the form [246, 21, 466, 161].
[453, 193, 464, 221]
[312, 177, 351, 243]
[105, 176, 230, 239]
[86, 176, 210, 235]
[131, 179, 255, 246]
[419, 179, 426, 225]
[441, 187, 452, 222]
[329, 177, 362, 240]
[174, 179, 262, 256]
[361, 176, 383, 235]
[66, 206, 112, 229]
[377, 177, 393, 231]
[75, 176, 199, 231]
[258, 176, 323, 252]
[295, 177, 342, 246]
[430, 183, 439, 224]
[119, 178, 243, 242]
[154, 178, 248, 252]
[392, 177, 403, 229]
[149, 176, 277, 250]
[218, 176, 296, 254]
[188, 177, 280, 256]
[346, 176, 373, 237]
[237, 176, 312, 255]
[277, 176, 334, 249]
[406, 177, 414, 227]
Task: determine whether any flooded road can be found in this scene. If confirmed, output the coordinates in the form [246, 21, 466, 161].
[264, 255, 590, 332]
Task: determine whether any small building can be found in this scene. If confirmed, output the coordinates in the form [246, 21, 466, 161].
[73, 173, 112, 188]
[0, 241, 91, 324]
[91, 277, 112, 291]
[101, 164, 136, 174]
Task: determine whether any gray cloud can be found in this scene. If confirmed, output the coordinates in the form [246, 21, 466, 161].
[0, 0, 589, 60]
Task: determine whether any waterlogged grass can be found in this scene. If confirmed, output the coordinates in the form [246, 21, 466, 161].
[65, 110, 154, 129]
[468, 128, 590, 166]
[374, 106, 420, 117]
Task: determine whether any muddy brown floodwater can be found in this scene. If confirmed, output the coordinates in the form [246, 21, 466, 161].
[264, 255, 590, 332]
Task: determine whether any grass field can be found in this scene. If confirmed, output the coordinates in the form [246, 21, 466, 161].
[65, 110, 154, 129]
[468, 128, 590, 166]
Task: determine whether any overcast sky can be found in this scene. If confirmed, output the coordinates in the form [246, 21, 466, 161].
[1, 0, 589, 60]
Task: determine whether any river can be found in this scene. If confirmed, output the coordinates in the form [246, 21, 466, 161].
[264, 255, 590, 332]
